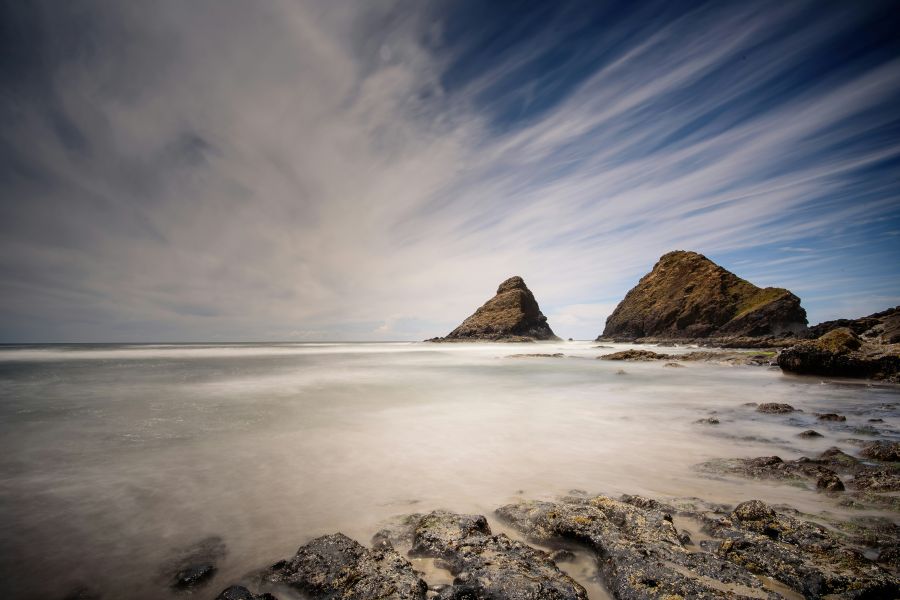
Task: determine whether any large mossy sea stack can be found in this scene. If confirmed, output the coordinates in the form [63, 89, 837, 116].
[600, 250, 808, 340]
[434, 276, 559, 342]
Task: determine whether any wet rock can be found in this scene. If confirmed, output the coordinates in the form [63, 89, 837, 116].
[598, 250, 807, 339]
[163, 535, 227, 591]
[174, 564, 216, 589]
[756, 402, 796, 414]
[409, 510, 587, 600]
[860, 441, 900, 462]
[215, 586, 277, 600]
[597, 349, 670, 361]
[265, 533, 427, 599]
[694, 417, 720, 425]
[704, 499, 898, 597]
[778, 327, 900, 381]
[816, 413, 846, 422]
[497, 494, 776, 600]
[431, 276, 559, 342]
[798, 429, 823, 438]
[663, 362, 684, 368]
[696, 454, 844, 493]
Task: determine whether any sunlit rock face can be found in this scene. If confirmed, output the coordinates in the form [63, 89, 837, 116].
[600, 250, 808, 340]
[433, 276, 559, 342]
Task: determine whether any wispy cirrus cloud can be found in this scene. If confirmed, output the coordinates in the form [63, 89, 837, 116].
[1, 0, 898, 341]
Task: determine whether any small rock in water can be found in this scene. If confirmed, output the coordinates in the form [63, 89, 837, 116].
[869, 418, 885, 422]
[798, 429, 823, 438]
[694, 417, 720, 425]
[215, 586, 277, 600]
[614, 369, 627, 375]
[174, 564, 216, 589]
[756, 402, 796, 414]
[162, 535, 227, 591]
[663, 362, 684, 368]
[817, 412, 847, 421]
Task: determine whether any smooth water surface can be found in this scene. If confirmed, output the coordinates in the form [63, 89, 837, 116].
[1, 341, 897, 598]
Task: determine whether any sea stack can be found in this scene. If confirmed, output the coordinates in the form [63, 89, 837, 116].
[431, 276, 559, 342]
[599, 251, 807, 340]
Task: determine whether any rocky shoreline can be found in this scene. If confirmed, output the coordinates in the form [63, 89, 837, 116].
[133, 482, 900, 599]
[57, 336, 900, 600]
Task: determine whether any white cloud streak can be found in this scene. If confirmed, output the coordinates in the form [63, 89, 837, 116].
[1, 0, 898, 341]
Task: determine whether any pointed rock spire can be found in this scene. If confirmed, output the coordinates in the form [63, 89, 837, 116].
[432, 276, 559, 342]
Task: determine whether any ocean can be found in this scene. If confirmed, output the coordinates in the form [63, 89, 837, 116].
[1, 341, 897, 598]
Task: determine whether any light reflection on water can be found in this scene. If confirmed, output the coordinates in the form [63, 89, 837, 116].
[0, 341, 897, 598]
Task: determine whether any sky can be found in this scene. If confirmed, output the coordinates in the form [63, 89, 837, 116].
[1, 0, 899, 342]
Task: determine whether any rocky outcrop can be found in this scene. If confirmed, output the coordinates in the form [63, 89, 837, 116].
[430, 276, 559, 342]
[599, 251, 807, 340]
[265, 533, 427, 599]
[497, 494, 898, 599]
[806, 306, 900, 343]
[408, 510, 588, 600]
[777, 328, 900, 381]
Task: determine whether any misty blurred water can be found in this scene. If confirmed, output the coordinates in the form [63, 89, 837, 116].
[0, 341, 897, 598]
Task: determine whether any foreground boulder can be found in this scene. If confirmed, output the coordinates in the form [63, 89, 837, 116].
[265, 533, 427, 599]
[777, 328, 900, 381]
[408, 510, 587, 599]
[497, 494, 898, 599]
[430, 276, 559, 342]
[497, 494, 778, 599]
[599, 251, 807, 340]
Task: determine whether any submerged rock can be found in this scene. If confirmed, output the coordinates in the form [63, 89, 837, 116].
[162, 535, 227, 592]
[597, 349, 670, 361]
[817, 413, 847, 422]
[598, 250, 807, 340]
[265, 533, 427, 599]
[777, 328, 900, 381]
[215, 586, 277, 600]
[430, 276, 559, 342]
[798, 429, 823, 438]
[756, 402, 796, 414]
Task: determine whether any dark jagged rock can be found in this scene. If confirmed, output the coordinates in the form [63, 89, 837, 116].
[777, 328, 900, 381]
[806, 306, 900, 344]
[798, 429, 823, 438]
[408, 510, 588, 600]
[430, 276, 559, 342]
[756, 402, 795, 414]
[817, 413, 847, 422]
[698, 447, 900, 506]
[215, 586, 278, 600]
[599, 251, 807, 340]
[265, 533, 427, 599]
[496, 494, 778, 599]
[162, 535, 226, 591]
[703, 500, 898, 598]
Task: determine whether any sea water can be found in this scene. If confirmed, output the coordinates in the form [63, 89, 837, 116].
[1, 341, 897, 598]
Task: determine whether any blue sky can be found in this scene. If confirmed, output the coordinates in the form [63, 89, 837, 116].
[1, 0, 899, 342]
